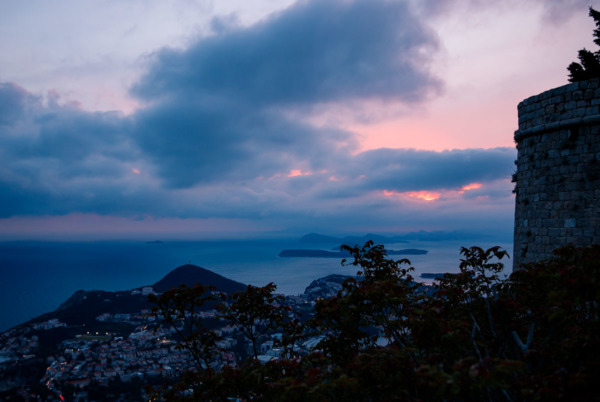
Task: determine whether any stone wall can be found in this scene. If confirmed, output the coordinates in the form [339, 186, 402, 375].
[513, 78, 600, 269]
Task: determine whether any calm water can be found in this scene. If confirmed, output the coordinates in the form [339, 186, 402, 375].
[0, 239, 513, 331]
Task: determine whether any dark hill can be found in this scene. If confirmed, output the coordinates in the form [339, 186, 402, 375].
[24, 265, 247, 328]
[152, 264, 247, 294]
[49, 290, 149, 325]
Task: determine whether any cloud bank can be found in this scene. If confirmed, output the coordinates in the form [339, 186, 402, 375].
[0, 0, 516, 237]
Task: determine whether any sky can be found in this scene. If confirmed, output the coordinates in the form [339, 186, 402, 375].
[0, 0, 597, 241]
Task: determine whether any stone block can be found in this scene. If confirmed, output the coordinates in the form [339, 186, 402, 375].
[565, 100, 577, 110]
[548, 228, 560, 238]
[585, 89, 595, 100]
[586, 106, 600, 115]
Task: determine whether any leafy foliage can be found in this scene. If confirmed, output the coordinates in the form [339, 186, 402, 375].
[149, 242, 600, 401]
[568, 7, 600, 82]
[222, 283, 286, 359]
[149, 283, 224, 372]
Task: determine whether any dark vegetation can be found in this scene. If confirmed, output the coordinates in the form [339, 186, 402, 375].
[44, 290, 150, 326]
[149, 242, 600, 401]
[568, 7, 600, 82]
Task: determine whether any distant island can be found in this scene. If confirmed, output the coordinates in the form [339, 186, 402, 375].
[279, 248, 428, 258]
[298, 231, 503, 244]
[299, 230, 507, 246]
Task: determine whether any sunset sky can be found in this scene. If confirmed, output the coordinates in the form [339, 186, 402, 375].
[0, 0, 596, 240]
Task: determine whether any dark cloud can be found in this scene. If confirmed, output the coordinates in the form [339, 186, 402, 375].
[349, 147, 515, 193]
[0, 80, 514, 223]
[0, 82, 38, 126]
[209, 13, 241, 35]
[0, 0, 515, 237]
[132, 0, 440, 106]
[133, 100, 352, 188]
[0, 84, 141, 217]
[131, 0, 441, 188]
[273, 147, 515, 201]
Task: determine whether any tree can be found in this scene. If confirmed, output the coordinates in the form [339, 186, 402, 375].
[568, 7, 600, 82]
[312, 241, 418, 366]
[149, 242, 600, 401]
[149, 283, 224, 371]
[222, 283, 286, 359]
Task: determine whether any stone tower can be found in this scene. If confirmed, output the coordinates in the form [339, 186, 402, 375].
[513, 78, 600, 269]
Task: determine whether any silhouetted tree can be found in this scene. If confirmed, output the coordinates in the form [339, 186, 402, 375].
[149, 243, 600, 401]
[223, 283, 286, 359]
[568, 7, 600, 82]
[149, 283, 224, 371]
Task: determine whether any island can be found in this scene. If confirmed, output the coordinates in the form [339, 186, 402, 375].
[279, 248, 428, 258]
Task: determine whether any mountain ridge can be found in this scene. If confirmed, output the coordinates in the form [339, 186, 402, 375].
[26, 264, 247, 328]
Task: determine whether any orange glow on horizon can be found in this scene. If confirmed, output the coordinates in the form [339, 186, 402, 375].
[383, 190, 441, 201]
[405, 191, 441, 201]
[383, 182, 484, 202]
[460, 183, 482, 192]
[288, 169, 312, 177]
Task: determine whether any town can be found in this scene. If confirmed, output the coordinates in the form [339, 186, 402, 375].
[0, 275, 344, 400]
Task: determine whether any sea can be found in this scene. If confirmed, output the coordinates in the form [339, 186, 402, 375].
[0, 238, 513, 332]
